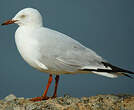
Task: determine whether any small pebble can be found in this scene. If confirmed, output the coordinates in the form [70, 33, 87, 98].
[4, 94, 16, 102]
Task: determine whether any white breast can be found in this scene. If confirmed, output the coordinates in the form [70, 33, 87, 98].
[15, 26, 48, 71]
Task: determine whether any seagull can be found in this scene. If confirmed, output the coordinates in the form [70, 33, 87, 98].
[2, 8, 134, 101]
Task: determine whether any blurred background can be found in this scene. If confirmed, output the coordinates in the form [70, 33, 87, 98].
[0, 0, 134, 99]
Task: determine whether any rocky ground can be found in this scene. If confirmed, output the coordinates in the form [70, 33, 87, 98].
[0, 94, 134, 110]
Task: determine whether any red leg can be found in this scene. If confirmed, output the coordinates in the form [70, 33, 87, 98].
[52, 75, 59, 98]
[30, 74, 53, 101]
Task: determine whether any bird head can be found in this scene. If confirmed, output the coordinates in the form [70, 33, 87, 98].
[2, 8, 43, 27]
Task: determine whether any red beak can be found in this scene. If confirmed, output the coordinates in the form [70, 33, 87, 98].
[1, 20, 18, 25]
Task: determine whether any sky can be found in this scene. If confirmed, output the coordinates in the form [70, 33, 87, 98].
[0, 0, 134, 99]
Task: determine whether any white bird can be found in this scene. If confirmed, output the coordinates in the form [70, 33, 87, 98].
[2, 8, 134, 101]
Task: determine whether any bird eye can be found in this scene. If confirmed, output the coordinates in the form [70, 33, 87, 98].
[20, 15, 26, 18]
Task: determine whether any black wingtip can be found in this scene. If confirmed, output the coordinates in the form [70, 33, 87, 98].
[122, 73, 134, 79]
[102, 62, 134, 75]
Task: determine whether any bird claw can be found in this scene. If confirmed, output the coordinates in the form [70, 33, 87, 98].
[51, 95, 57, 99]
[30, 95, 57, 101]
[30, 96, 49, 102]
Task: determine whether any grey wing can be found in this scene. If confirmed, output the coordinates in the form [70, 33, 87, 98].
[37, 28, 110, 73]
[34, 28, 134, 78]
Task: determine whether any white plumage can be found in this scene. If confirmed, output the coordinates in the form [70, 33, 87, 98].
[12, 8, 118, 78]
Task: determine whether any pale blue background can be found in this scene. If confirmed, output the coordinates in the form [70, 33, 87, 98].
[0, 0, 134, 99]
